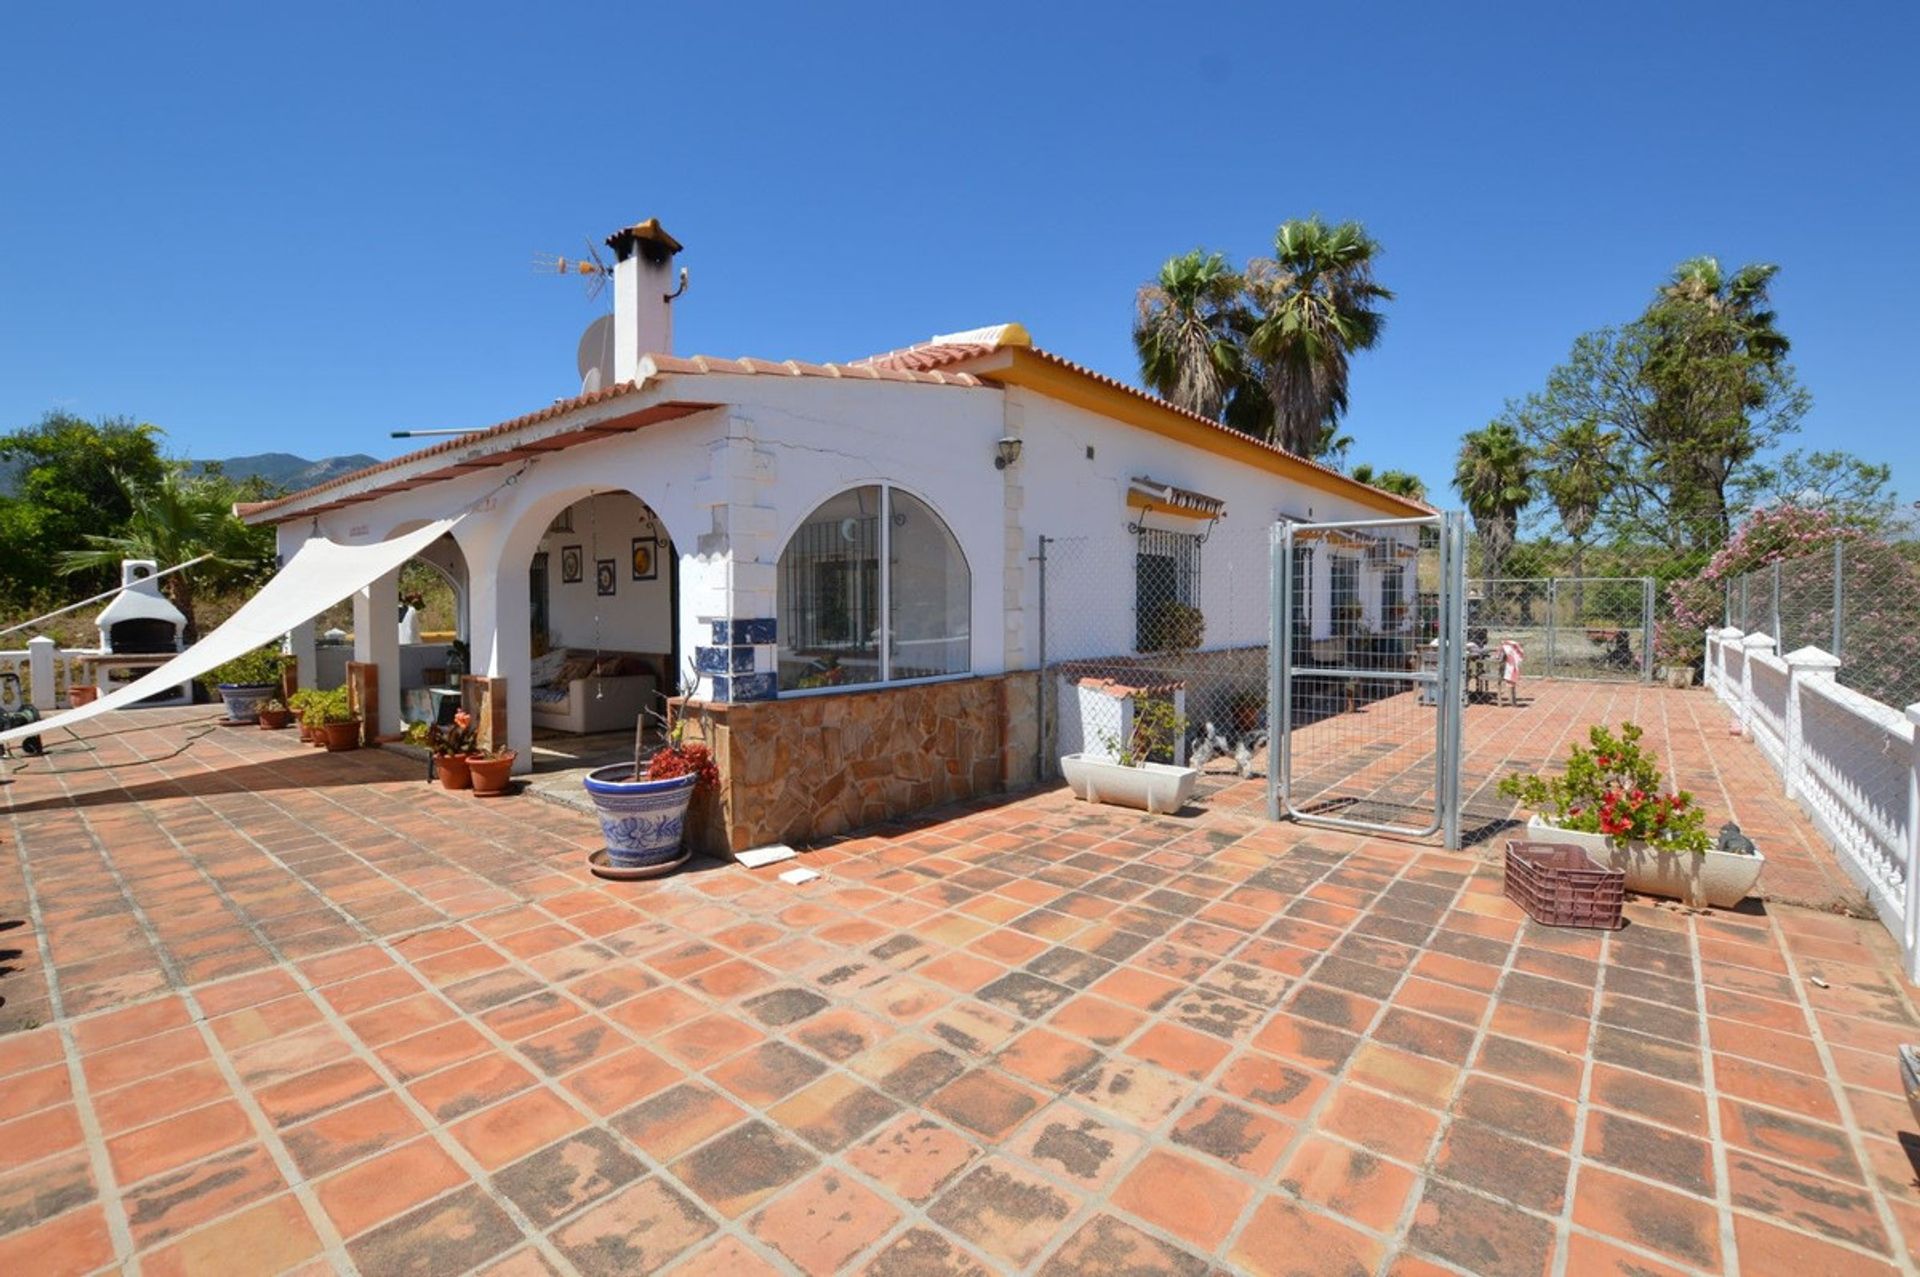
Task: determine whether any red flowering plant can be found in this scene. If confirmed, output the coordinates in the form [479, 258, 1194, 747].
[637, 710, 720, 794]
[1497, 722, 1713, 852]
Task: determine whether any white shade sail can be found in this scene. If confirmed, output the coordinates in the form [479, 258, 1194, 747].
[2, 518, 463, 746]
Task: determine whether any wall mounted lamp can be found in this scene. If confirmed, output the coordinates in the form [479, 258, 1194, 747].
[994, 437, 1023, 470]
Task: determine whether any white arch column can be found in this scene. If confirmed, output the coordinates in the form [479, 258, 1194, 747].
[351, 568, 401, 735]
[456, 515, 534, 772]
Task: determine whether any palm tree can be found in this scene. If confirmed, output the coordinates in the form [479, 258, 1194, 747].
[1350, 463, 1428, 502]
[1244, 217, 1394, 457]
[1132, 250, 1248, 420]
[1537, 418, 1616, 618]
[1453, 423, 1535, 581]
[1660, 257, 1789, 366]
[56, 468, 273, 641]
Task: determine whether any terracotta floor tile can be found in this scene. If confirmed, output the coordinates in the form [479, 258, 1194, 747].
[612, 1082, 748, 1162]
[658, 1012, 764, 1064]
[1111, 1147, 1251, 1251]
[346, 1182, 522, 1276]
[846, 1115, 980, 1202]
[317, 1138, 469, 1239]
[769, 1072, 901, 1153]
[123, 1142, 285, 1249]
[1006, 1102, 1143, 1189]
[750, 1167, 900, 1274]
[1571, 1165, 1721, 1271]
[929, 1068, 1044, 1139]
[1231, 1194, 1385, 1277]
[0, 1201, 116, 1275]
[1319, 1085, 1440, 1164]
[1731, 1210, 1901, 1277]
[1725, 1148, 1892, 1254]
[1405, 1179, 1553, 1277]
[143, 1194, 322, 1277]
[710, 1041, 829, 1106]
[408, 1052, 539, 1124]
[670, 1119, 817, 1219]
[1170, 1095, 1291, 1174]
[1280, 1133, 1418, 1231]
[449, 1088, 589, 1170]
[492, 1128, 645, 1229]
[106, 1100, 252, 1185]
[285, 1091, 424, 1178]
[927, 1157, 1082, 1268]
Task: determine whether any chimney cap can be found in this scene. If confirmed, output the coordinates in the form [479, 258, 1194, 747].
[605, 218, 684, 264]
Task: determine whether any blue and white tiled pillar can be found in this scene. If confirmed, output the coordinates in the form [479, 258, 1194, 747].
[686, 417, 782, 704]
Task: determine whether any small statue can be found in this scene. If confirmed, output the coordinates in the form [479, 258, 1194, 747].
[1716, 821, 1755, 855]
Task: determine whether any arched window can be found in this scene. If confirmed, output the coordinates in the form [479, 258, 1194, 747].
[777, 485, 970, 691]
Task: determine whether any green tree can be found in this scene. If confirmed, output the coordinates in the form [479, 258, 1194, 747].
[1350, 463, 1428, 502]
[1132, 250, 1247, 421]
[1244, 217, 1393, 457]
[55, 467, 274, 641]
[1732, 448, 1895, 534]
[0, 412, 169, 603]
[1534, 415, 1617, 617]
[1454, 422, 1535, 581]
[1639, 258, 1802, 545]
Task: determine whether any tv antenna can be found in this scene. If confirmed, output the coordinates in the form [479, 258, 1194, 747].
[532, 238, 612, 303]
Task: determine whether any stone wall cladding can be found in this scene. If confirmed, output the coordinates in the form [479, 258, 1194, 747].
[674, 672, 1040, 854]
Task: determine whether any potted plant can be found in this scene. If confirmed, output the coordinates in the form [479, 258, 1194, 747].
[287, 688, 322, 741]
[466, 744, 518, 797]
[1498, 722, 1764, 907]
[1226, 688, 1264, 735]
[1138, 601, 1206, 654]
[306, 688, 362, 752]
[421, 709, 478, 789]
[582, 710, 718, 871]
[210, 646, 284, 725]
[257, 694, 291, 730]
[1061, 693, 1200, 815]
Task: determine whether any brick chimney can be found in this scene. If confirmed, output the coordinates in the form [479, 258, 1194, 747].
[605, 218, 684, 384]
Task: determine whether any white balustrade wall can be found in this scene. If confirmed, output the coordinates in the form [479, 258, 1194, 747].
[1706, 627, 1920, 981]
[0, 637, 97, 712]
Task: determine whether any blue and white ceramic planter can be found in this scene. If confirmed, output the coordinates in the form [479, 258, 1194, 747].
[217, 683, 277, 724]
[582, 766, 696, 869]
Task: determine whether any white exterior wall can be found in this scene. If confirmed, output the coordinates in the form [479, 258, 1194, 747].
[1010, 393, 1413, 663]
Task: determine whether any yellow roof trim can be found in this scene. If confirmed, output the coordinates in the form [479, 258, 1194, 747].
[981, 349, 1428, 517]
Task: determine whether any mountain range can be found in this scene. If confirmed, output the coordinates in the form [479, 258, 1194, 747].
[188, 452, 379, 491]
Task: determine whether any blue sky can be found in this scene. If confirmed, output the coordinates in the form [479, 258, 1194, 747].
[2, 2, 1914, 509]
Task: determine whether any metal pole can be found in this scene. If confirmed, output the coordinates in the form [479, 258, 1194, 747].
[1035, 536, 1049, 784]
[1267, 521, 1289, 822]
[1641, 577, 1655, 682]
[1832, 541, 1845, 661]
[1771, 560, 1782, 646]
[1545, 579, 1557, 680]
[1442, 512, 1467, 851]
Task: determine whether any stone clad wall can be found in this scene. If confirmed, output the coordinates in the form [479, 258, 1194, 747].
[675, 672, 1040, 853]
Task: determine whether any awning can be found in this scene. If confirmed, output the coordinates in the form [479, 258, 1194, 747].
[1, 518, 462, 746]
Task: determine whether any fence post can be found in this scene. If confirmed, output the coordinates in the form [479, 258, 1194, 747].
[1906, 704, 1920, 982]
[1034, 536, 1049, 784]
[1783, 646, 1841, 801]
[1738, 632, 1775, 736]
[1770, 561, 1782, 644]
[1832, 542, 1845, 663]
[1545, 579, 1557, 679]
[26, 636, 57, 711]
[1640, 577, 1655, 682]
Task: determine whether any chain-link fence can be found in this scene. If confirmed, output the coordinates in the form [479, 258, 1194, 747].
[1726, 540, 1920, 709]
[1469, 577, 1654, 682]
[1038, 521, 1274, 810]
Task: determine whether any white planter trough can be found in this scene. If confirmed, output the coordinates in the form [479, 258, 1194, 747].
[1527, 816, 1764, 908]
[1060, 754, 1199, 815]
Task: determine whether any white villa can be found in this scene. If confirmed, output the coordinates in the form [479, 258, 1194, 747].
[237, 219, 1426, 852]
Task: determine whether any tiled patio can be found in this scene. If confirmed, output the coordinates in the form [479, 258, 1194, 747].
[2, 684, 1917, 1275]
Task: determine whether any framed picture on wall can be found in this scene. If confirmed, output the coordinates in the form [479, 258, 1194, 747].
[596, 559, 617, 597]
[560, 545, 583, 583]
[631, 535, 658, 581]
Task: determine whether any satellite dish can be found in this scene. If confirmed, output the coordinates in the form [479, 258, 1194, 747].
[577, 314, 616, 393]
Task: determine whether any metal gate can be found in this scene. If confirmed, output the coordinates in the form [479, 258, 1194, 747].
[1267, 513, 1467, 849]
[1469, 577, 1654, 681]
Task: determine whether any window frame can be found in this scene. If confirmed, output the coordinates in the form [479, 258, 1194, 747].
[1133, 526, 1204, 654]
[776, 484, 972, 697]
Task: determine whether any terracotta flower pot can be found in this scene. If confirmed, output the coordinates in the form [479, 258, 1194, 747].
[467, 752, 516, 796]
[320, 720, 362, 752]
[435, 753, 473, 791]
[258, 708, 291, 730]
[68, 686, 99, 708]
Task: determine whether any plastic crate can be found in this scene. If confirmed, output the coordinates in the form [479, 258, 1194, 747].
[1504, 840, 1624, 929]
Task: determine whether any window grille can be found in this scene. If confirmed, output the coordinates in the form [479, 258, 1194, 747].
[1135, 528, 1203, 652]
